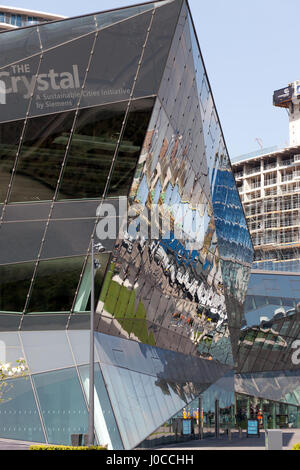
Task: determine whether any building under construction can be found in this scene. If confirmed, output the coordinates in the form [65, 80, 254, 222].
[232, 81, 300, 273]
[231, 83, 300, 428]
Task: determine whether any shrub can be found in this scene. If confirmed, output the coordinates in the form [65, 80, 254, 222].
[292, 443, 300, 450]
[29, 445, 107, 451]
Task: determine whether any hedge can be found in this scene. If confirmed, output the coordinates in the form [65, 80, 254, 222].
[29, 445, 107, 451]
[292, 443, 300, 450]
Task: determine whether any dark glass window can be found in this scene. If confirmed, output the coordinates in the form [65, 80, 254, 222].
[0, 262, 35, 312]
[107, 98, 154, 197]
[0, 119, 24, 202]
[254, 296, 269, 309]
[9, 111, 75, 203]
[283, 298, 296, 307]
[29, 34, 95, 118]
[39, 15, 97, 51]
[51, 200, 100, 219]
[133, 1, 183, 98]
[3, 202, 51, 222]
[268, 297, 282, 306]
[80, 11, 152, 109]
[58, 102, 128, 200]
[0, 221, 45, 264]
[27, 257, 84, 313]
[95, 3, 155, 30]
[0, 55, 41, 124]
[40, 219, 96, 260]
[0, 26, 40, 69]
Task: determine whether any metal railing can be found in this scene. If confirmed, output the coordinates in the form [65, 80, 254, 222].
[264, 162, 277, 170]
[246, 167, 261, 176]
[249, 183, 261, 190]
[248, 192, 261, 200]
[280, 159, 294, 167]
[282, 174, 293, 182]
[265, 188, 277, 196]
[264, 179, 277, 186]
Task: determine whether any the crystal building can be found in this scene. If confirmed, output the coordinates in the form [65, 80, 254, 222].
[0, 0, 255, 448]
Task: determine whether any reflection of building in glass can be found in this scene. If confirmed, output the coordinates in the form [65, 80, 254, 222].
[0, 0, 255, 448]
[235, 391, 300, 430]
[0, 6, 64, 31]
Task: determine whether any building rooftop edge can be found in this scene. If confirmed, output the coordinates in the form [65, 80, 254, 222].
[0, 0, 173, 22]
[0, 4, 66, 19]
[0, 0, 181, 36]
[232, 144, 300, 165]
[0, 21, 17, 29]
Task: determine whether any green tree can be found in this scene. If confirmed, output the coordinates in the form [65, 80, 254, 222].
[0, 358, 28, 403]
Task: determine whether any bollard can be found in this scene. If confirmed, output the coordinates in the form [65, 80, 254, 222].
[228, 428, 232, 441]
[239, 427, 243, 439]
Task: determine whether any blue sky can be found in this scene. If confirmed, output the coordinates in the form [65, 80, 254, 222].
[3, 0, 299, 158]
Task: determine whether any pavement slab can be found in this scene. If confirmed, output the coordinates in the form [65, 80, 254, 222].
[154, 430, 300, 451]
[0, 429, 299, 451]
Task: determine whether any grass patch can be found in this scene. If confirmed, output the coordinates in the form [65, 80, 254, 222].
[101, 269, 155, 345]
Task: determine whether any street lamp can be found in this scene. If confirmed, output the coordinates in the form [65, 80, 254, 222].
[87, 237, 105, 447]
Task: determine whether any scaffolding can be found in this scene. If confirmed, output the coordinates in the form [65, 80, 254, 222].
[233, 145, 300, 269]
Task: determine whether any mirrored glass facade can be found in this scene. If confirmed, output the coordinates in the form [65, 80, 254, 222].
[236, 272, 300, 376]
[0, 0, 258, 448]
[98, 1, 253, 367]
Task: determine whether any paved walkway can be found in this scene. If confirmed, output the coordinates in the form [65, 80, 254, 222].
[155, 429, 300, 451]
[0, 438, 35, 450]
[0, 430, 299, 450]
